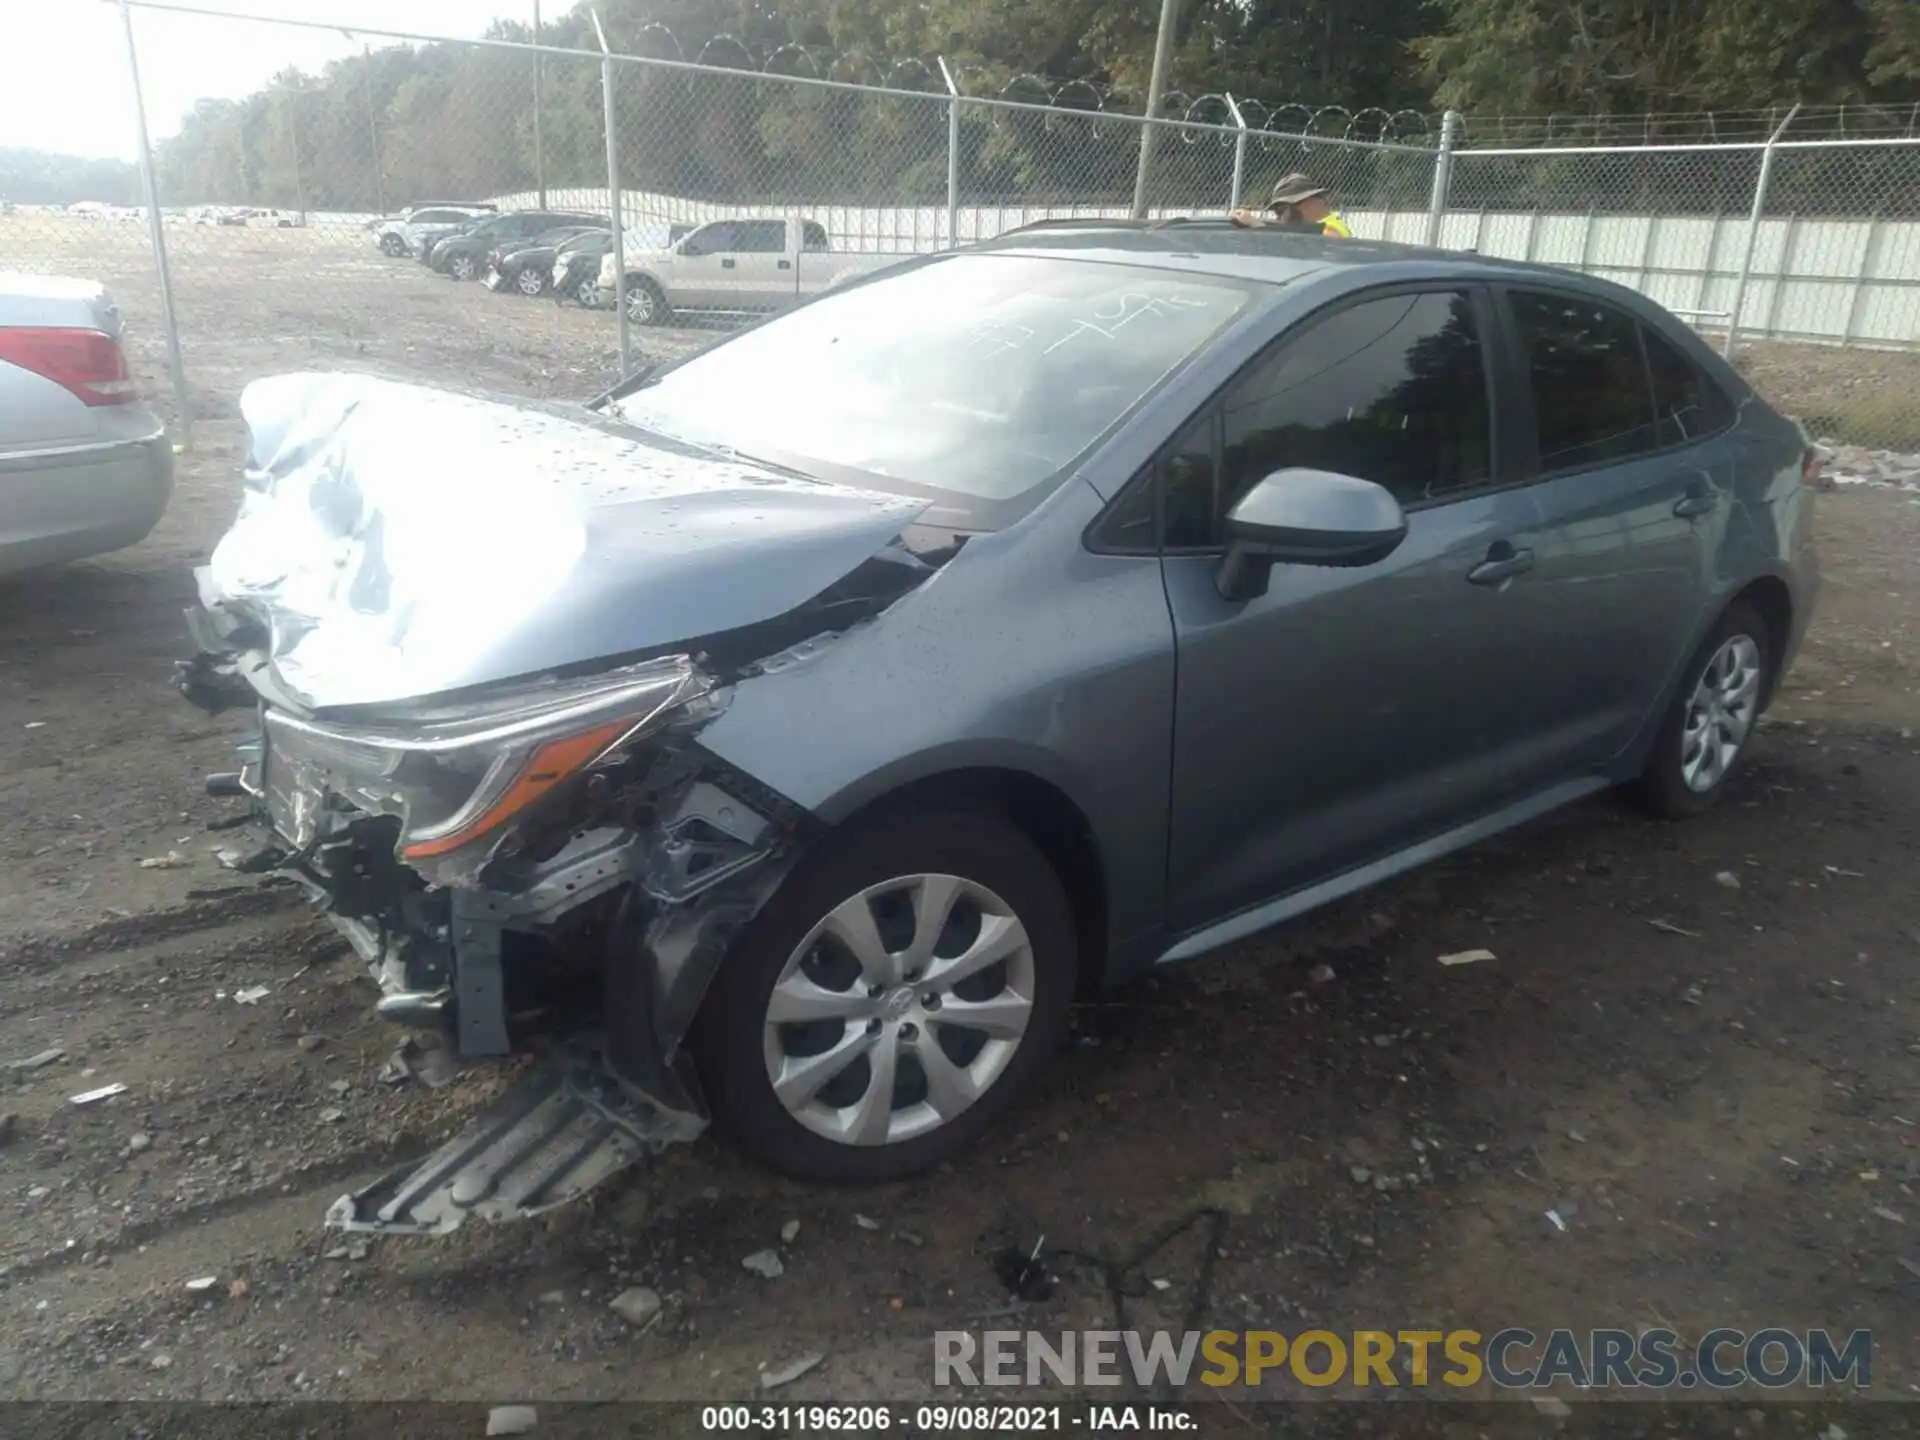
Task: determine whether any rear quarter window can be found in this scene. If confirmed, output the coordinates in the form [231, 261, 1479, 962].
[1644, 325, 1735, 445]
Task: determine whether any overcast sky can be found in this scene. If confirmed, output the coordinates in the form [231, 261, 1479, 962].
[6, 2, 538, 161]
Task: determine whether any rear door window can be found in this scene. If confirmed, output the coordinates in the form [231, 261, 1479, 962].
[1508, 290, 1659, 471]
[736, 221, 788, 254]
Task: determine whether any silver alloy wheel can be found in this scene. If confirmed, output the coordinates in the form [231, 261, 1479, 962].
[761, 873, 1036, 1147]
[625, 282, 655, 323]
[450, 254, 476, 280]
[576, 276, 598, 305]
[1681, 633, 1762, 793]
[516, 267, 545, 296]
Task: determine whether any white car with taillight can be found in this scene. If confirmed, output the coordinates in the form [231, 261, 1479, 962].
[0, 273, 173, 575]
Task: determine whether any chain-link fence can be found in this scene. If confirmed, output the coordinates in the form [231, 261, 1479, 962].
[8, 0, 1915, 458]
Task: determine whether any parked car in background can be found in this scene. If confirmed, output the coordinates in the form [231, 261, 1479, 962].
[424, 210, 606, 280]
[599, 216, 906, 325]
[484, 226, 605, 296]
[176, 221, 1818, 1232]
[549, 229, 620, 306]
[0, 273, 172, 575]
[374, 205, 493, 257]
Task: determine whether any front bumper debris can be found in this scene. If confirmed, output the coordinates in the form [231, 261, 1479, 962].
[327, 1042, 700, 1235]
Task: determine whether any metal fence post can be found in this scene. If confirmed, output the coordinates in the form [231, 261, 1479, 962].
[117, 0, 191, 449]
[533, 0, 546, 209]
[1724, 103, 1799, 358]
[591, 10, 630, 378]
[1226, 93, 1249, 213]
[1425, 109, 1461, 247]
[938, 57, 961, 248]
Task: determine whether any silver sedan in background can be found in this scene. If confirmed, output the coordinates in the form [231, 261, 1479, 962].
[0, 274, 173, 575]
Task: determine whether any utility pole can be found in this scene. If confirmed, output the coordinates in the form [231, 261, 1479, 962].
[1130, 0, 1180, 218]
[533, 0, 546, 208]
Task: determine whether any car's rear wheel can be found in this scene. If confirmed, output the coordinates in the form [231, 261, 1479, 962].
[379, 234, 406, 256]
[694, 809, 1076, 1183]
[574, 276, 599, 306]
[449, 254, 477, 281]
[625, 276, 669, 326]
[516, 267, 546, 296]
[1628, 599, 1771, 818]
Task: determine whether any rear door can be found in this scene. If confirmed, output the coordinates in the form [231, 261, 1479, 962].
[1161, 285, 1554, 932]
[1494, 286, 1722, 765]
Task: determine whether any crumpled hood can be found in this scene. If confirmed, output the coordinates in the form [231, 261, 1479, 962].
[202, 372, 929, 711]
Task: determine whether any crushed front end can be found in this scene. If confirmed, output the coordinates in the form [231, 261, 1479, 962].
[184, 625, 805, 1233]
[175, 372, 934, 1234]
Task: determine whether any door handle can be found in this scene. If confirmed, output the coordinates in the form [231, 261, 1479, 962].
[1673, 488, 1718, 519]
[778, 259, 792, 270]
[721, 258, 736, 269]
[1467, 542, 1534, 587]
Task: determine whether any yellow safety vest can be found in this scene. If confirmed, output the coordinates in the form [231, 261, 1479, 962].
[1322, 211, 1353, 238]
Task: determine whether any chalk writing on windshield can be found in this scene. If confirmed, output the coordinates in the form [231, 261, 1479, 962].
[963, 290, 1216, 362]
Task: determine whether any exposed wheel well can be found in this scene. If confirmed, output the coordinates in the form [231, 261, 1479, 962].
[1730, 576, 1792, 706]
[833, 769, 1109, 994]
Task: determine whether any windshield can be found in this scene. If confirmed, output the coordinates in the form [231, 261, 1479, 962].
[610, 253, 1255, 504]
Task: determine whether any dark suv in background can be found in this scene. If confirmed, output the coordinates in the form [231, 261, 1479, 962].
[425, 210, 606, 280]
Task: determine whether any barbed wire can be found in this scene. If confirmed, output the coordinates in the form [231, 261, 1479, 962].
[1456, 104, 1920, 147]
[595, 23, 1920, 150]
[597, 21, 1440, 145]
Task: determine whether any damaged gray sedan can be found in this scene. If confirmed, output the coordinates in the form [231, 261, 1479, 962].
[179, 221, 1817, 1234]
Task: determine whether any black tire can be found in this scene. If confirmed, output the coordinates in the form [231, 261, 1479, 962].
[625, 276, 670, 327]
[1627, 599, 1772, 819]
[692, 808, 1077, 1184]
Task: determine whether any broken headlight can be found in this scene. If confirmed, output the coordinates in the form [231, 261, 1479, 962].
[262, 655, 710, 882]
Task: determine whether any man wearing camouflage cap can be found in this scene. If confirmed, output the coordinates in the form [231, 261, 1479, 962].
[1230, 172, 1352, 238]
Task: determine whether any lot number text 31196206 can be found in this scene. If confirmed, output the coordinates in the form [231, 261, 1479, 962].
[701, 1404, 1194, 1432]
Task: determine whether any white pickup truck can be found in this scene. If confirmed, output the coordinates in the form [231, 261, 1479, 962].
[597, 217, 910, 326]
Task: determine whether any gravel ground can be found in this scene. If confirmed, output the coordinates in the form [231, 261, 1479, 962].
[1, 219, 1918, 1424]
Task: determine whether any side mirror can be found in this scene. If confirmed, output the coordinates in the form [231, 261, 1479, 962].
[1215, 468, 1408, 601]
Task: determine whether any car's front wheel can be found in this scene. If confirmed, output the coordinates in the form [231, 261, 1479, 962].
[449, 253, 477, 281]
[516, 267, 546, 296]
[379, 234, 406, 256]
[694, 809, 1076, 1183]
[1629, 599, 1772, 818]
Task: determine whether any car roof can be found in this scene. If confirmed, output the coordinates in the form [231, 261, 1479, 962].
[967, 218, 1655, 300]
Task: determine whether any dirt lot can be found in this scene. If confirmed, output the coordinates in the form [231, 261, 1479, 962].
[2, 219, 1919, 1425]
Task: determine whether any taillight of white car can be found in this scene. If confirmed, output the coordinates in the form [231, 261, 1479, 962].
[0, 326, 137, 405]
